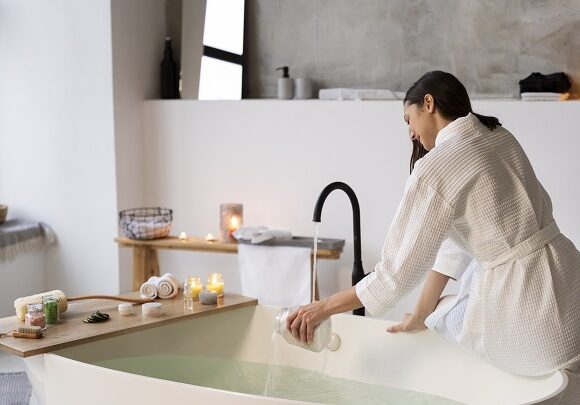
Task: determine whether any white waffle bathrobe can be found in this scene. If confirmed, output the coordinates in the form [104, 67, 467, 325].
[356, 113, 580, 402]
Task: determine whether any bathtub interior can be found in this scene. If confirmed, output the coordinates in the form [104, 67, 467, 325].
[50, 305, 565, 404]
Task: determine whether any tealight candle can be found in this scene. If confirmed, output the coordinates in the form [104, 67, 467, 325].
[206, 273, 224, 297]
[179, 232, 188, 241]
[199, 290, 218, 305]
[219, 203, 243, 243]
[188, 276, 203, 300]
[205, 233, 216, 242]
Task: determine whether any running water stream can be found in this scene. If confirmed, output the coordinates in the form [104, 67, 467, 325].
[312, 222, 319, 302]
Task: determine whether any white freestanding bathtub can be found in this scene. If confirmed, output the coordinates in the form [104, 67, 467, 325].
[23, 305, 567, 405]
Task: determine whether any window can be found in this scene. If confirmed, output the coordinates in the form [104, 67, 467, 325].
[198, 0, 245, 100]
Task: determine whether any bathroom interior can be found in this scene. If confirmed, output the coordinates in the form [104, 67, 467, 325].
[0, 0, 579, 404]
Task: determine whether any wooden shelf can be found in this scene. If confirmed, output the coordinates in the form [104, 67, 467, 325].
[115, 236, 342, 259]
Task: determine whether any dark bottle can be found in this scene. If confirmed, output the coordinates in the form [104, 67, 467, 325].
[160, 37, 179, 99]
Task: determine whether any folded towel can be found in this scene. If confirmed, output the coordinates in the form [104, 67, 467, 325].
[140, 281, 158, 299]
[318, 88, 405, 100]
[238, 244, 311, 307]
[233, 226, 293, 244]
[521, 92, 562, 101]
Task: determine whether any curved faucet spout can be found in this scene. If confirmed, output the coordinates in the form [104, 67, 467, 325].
[313, 182, 361, 264]
[313, 181, 365, 316]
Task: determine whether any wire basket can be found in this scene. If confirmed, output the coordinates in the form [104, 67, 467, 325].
[119, 207, 173, 240]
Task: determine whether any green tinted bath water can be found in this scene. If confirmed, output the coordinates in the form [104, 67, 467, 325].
[95, 354, 463, 404]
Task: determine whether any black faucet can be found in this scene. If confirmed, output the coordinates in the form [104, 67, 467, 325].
[313, 181, 365, 316]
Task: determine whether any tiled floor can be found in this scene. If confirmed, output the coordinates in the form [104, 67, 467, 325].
[0, 351, 40, 405]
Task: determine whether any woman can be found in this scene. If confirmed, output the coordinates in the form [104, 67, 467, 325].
[287, 71, 580, 403]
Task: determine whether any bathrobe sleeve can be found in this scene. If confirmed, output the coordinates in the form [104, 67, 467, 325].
[433, 237, 473, 281]
[356, 174, 455, 316]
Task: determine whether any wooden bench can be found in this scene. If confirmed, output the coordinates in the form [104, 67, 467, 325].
[115, 236, 344, 299]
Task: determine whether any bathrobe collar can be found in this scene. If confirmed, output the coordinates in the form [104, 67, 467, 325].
[435, 112, 478, 148]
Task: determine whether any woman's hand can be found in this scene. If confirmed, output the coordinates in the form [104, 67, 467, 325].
[286, 300, 330, 344]
[386, 313, 427, 334]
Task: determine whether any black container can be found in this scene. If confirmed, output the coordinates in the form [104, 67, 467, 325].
[161, 37, 179, 99]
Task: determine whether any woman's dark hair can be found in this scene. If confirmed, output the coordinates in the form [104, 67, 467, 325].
[404, 71, 501, 173]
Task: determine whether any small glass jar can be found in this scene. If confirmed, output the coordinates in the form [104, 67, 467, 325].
[25, 303, 46, 330]
[43, 295, 59, 324]
[183, 281, 194, 311]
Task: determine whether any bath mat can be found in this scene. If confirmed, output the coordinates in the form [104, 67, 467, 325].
[0, 372, 32, 405]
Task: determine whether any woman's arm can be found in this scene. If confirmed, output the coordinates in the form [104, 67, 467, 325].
[387, 270, 449, 333]
[287, 286, 362, 344]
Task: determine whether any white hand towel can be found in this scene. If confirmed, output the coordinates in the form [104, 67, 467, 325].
[140, 281, 158, 299]
[238, 244, 311, 307]
[156, 273, 179, 299]
[233, 226, 293, 244]
[233, 226, 268, 241]
[251, 229, 293, 244]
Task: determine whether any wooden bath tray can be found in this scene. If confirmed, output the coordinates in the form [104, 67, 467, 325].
[0, 292, 257, 358]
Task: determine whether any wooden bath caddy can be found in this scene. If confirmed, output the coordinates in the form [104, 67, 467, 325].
[0, 292, 257, 358]
[115, 235, 344, 291]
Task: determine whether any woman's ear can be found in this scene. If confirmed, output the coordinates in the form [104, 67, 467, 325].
[424, 94, 435, 113]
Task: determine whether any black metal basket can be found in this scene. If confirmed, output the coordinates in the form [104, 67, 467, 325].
[118, 207, 173, 240]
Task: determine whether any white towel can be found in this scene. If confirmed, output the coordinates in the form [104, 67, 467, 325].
[318, 88, 405, 100]
[141, 273, 179, 299]
[156, 273, 179, 298]
[233, 226, 293, 244]
[238, 244, 311, 307]
[140, 281, 157, 299]
[521, 92, 561, 101]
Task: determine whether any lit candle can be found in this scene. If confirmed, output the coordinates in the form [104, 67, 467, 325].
[179, 231, 187, 241]
[205, 233, 216, 242]
[188, 276, 202, 300]
[206, 273, 224, 297]
[219, 203, 243, 243]
[229, 216, 239, 232]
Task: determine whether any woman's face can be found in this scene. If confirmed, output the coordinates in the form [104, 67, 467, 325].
[403, 97, 438, 151]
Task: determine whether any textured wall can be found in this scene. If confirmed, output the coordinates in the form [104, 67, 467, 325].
[246, 0, 580, 98]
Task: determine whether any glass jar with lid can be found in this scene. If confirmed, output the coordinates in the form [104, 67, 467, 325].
[25, 303, 46, 329]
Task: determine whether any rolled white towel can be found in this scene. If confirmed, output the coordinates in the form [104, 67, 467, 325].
[140, 280, 158, 299]
[156, 273, 179, 299]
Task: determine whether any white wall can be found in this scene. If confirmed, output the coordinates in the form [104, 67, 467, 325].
[111, 0, 166, 292]
[0, 1, 119, 306]
[0, 253, 46, 317]
[143, 100, 580, 320]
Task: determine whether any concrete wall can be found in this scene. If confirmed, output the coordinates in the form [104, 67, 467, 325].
[246, 0, 580, 98]
[0, 0, 119, 306]
[143, 100, 580, 320]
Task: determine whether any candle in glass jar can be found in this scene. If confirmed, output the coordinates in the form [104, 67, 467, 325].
[188, 276, 203, 300]
[206, 273, 224, 297]
[219, 203, 243, 243]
